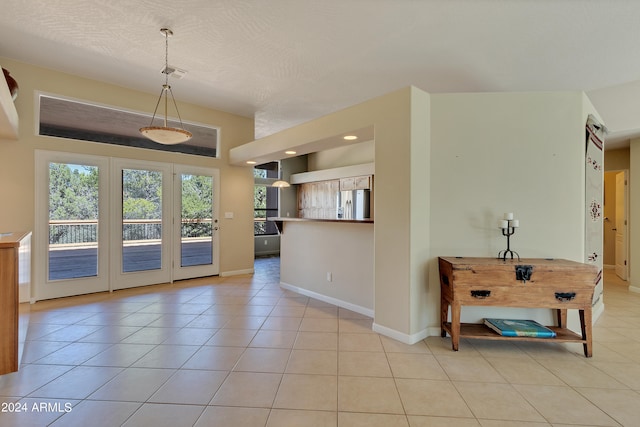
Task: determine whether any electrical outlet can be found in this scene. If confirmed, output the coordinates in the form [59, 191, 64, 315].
[326, 272, 332, 282]
[264, 240, 268, 245]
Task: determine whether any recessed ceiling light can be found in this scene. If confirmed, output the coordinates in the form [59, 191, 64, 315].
[246, 160, 257, 165]
[285, 150, 296, 155]
[343, 135, 358, 141]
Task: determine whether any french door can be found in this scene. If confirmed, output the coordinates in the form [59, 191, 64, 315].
[35, 151, 219, 300]
[35, 152, 110, 300]
[173, 165, 219, 281]
[110, 159, 173, 290]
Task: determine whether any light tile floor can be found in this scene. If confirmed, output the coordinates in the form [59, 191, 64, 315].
[2, 259, 640, 426]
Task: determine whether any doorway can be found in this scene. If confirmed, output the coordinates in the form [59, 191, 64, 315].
[603, 169, 629, 281]
[35, 151, 220, 301]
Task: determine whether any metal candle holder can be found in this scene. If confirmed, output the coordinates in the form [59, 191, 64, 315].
[498, 214, 520, 261]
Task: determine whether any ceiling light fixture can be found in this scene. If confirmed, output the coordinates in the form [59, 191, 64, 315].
[272, 166, 290, 188]
[285, 150, 297, 155]
[343, 135, 358, 141]
[272, 179, 290, 188]
[140, 28, 192, 145]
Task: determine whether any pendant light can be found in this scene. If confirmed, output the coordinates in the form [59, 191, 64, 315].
[140, 28, 192, 145]
[272, 165, 290, 188]
[272, 179, 290, 188]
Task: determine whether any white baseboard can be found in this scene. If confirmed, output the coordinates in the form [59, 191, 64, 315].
[220, 268, 254, 277]
[279, 281, 374, 318]
[372, 322, 435, 345]
[280, 282, 446, 345]
[19, 284, 30, 303]
[603, 264, 615, 270]
[630, 285, 640, 294]
[592, 296, 605, 323]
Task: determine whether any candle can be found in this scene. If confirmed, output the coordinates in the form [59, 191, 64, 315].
[498, 220, 508, 229]
[510, 219, 519, 228]
[504, 212, 514, 220]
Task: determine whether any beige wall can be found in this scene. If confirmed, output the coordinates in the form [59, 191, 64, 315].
[241, 87, 597, 340]
[603, 148, 630, 277]
[280, 221, 374, 312]
[630, 138, 640, 287]
[429, 91, 594, 328]
[230, 86, 431, 341]
[307, 140, 374, 171]
[605, 147, 630, 171]
[603, 172, 617, 266]
[0, 57, 256, 277]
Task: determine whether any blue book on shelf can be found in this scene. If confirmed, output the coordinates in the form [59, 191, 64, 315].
[484, 318, 556, 338]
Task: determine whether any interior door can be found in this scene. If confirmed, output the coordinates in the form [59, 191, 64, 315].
[35, 151, 110, 300]
[615, 170, 628, 280]
[111, 159, 172, 290]
[172, 165, 220, 281]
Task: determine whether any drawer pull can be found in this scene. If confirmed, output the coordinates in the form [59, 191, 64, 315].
[471, 290, 491, 299]
[555, 292, 576, 302]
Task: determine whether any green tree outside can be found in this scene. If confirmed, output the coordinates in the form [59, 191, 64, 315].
[49, 165, 214, 243]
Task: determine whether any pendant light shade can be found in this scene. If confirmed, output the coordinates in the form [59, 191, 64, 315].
[140, 28, 192, 145]
[272, 180, 290, 188]
[271, 165, 290, 188]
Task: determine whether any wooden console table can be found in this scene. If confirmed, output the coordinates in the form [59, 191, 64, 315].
[438, 256, 598, 357]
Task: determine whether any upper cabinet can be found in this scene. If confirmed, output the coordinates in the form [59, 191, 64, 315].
[0, 69, 18, 140]
[340, 175, 371, 191]
[291, 162, 374, 185]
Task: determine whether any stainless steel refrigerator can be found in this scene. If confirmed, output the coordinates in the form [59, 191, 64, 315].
[337, 189, 370, 220]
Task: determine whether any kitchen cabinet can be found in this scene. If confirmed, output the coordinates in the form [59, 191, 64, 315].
[297, 180, 339, 219]
[340, 175, 371, 191]
[0, 231, 31, 374]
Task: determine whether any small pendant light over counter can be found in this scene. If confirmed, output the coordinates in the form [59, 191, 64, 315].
[272, 179, 290, 188]
[272, 166, 289, 188]
[139, 28, 192, 145]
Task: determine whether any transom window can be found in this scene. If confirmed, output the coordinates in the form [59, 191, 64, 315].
[38, 94, 219, 157]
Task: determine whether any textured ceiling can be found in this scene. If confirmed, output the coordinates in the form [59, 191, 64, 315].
[1, 0, 640, 148]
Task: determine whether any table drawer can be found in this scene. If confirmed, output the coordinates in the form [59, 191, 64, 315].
[453, 285, 593, 308]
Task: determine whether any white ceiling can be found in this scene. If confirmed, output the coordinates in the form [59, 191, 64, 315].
[1, 0, 639, 149]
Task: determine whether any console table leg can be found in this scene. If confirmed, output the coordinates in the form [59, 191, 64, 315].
[557, 309, 568, 329]
[440, 298, 449, 338]
[450, 302, 461, 351]
[580, 309, 593, 357]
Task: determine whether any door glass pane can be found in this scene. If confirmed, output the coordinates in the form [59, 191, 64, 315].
[48, 163, 99, 280]
[180, 173, 213, 267]
[122, 168, 162, 272]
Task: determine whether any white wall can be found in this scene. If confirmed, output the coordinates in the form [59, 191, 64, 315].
[429, 91, 594, 328]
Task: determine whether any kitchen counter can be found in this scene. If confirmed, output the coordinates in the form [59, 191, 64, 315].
[0, 231, 31, 247]
[0, 231, 31, 374]
[270, 217, 373, 233]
